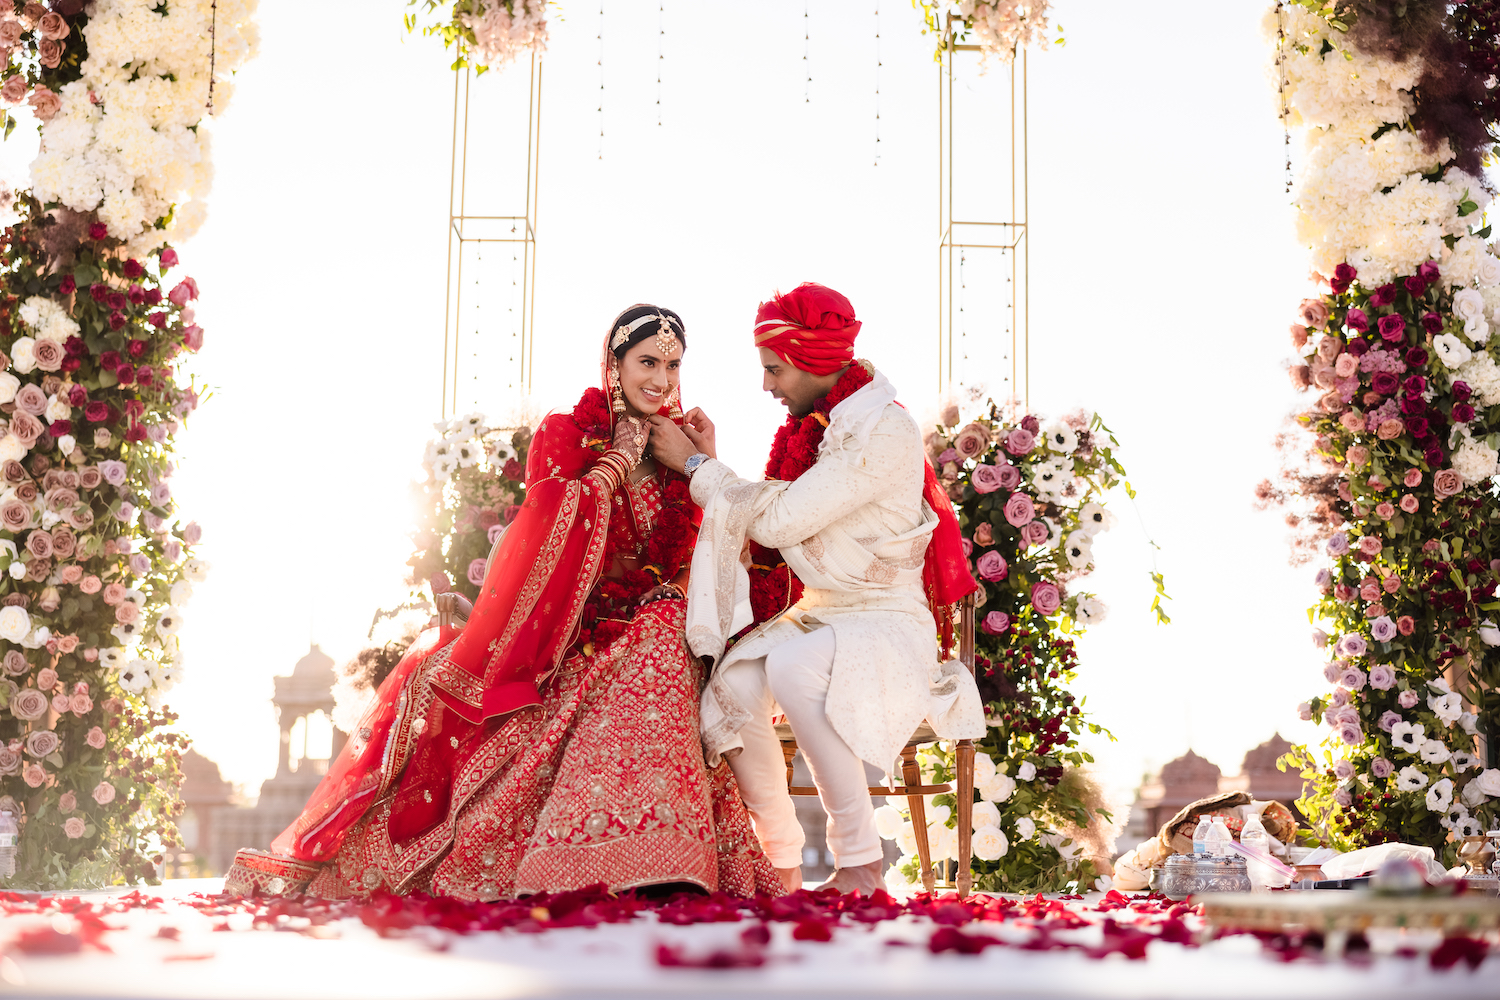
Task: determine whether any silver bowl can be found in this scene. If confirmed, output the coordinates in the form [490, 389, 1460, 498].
[1157, 853, 1251, 901]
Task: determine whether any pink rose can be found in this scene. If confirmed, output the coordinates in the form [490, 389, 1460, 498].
[22, 762, 44, 787]
[1382, 574, 1399, 594]
[1433, 468, 1464, 497]
[951, 423, 990, 461]
[973, 522, 994, 546]
[0, 25, 21, 50]
[1339, 411, 1364, 432]
[1021, 520, 1051, 547]
[1376, 419, 1404, 440]
[1358, 536, 1383, 557]
[1003, 428, 1036, 456]
[487, 524, 504, 545]
[85, 727, 105, 750]
[1299, 298, 1330, 328]
[975, 550, 1008, 581]
[183, 521, 202, 545]
[57, 790, 75, 813]
[1291, 324, 1309, 347]
[2, 651, 25, 676]
[79, 575, 100, 594]
[182, 326, 204, 351]
[31, 338, 61, 372]
[59, 565, 81, 584]
[50, 692, 68, 714]
[971, 464, 1005, 493]
[1030, 581, 1062, 616]
[1404, 468, 1423, 487]
[168, 277, 200, 307]
[1375, 502, 1395, 520]
[1398, 689, 1419, 708]
[1003, 493, 1035, 527]
[1400, 494, 1419, 513]
[24, 529, 51, 559]
[466, 558, 487, 586]
[1397, 615, 1415, 636]
[1346, 445, 1370, 467]
[56, 634, 77, 654]
[37, 12, 70, 40]
[83, 648, 97, 662]
[114, 601, 140, 625]
[62, 816, 84, 839]
[996, 464, 1021, 489]
[91, 780, 115, 804]
[27, 84, 59, 121]
[9, 688, 47, 721]
[430, 572, 451, 595]
[24, 729, 57, 757]
[101, 582, 125, 605]
[1334, 353, 1358, 378]
[981, 611, 1010, 635]
[36, 667, 56, 690]
[69, 692, 91, 715]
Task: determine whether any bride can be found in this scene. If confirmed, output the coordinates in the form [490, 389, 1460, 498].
[229, 305, 782, 900]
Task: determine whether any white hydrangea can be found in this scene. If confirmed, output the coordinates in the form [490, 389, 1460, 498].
[1455, 351, 1500, 405]
[1451, 432, 1499, 485]
[17, 296, 79, 344]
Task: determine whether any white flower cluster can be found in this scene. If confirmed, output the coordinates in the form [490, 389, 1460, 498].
[29, 0, 260, 253]
[17, 296, 79, 346]
[461, 0, 548, 70]
[1450, 429, 1500, 485]
[1271, 4, 1495, 287]
[954, 0, 1052, 65]
[423, 411, 492, 480]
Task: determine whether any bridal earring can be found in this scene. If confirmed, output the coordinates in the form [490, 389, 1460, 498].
[665, 384, 683, 420]
[608, 363, 627, 415]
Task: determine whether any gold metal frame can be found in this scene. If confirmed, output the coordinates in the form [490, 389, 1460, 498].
[938, 18, 1027, 411]
[441, 53, 543, 418]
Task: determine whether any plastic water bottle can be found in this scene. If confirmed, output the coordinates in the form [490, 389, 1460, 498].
[1240, 812, 1272, 891]
[0, 810, 17, 879]
[1192, 816, 1212, 855]
[1209, 816, 1232, 856]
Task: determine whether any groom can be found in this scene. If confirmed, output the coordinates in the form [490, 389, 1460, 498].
[649, 282, 979, 894]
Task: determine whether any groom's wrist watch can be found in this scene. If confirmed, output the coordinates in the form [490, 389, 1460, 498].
[683, 452, 710, 478]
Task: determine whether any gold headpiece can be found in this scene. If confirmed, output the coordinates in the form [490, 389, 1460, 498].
[653, 312, 680, 357]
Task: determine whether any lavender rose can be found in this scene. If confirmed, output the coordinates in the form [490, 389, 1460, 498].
[1, 651, 25, 676]
[981, 611, 1010, 635]
[1337, 634, 1368, 658]
[1378, 709, 1403, 732]
[13, 384, 46, 416]
[1369, 663, 1397, 690]
[9, 687, 46, 721]
[1327, 533, 1349, 555]
[1003, 428, 1036, 456]
[24, 729, 58, 758]
[1335, 720, 1364, 745]
[976, 550, 1008, 582]
[1030, 581, 1062, 615]
[971, 464, 1005, 494]
[0, 747, 18, 776]
[1433, 468, 1464, 497]
[1369, 616, 1397, 643]
[1003, 493, 1035, 527]
[98, 460, 127, 486]
[1338, 665, 1367, 691]
[1370, 757, 1394, 778]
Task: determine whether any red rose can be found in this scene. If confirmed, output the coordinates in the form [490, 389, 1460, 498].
[107, 311, 125, 330]
[89, 222, 107, 241]
[502, 459, 523, 481]
[127, 284, 144, 305]
[147, 312, 166, 329]
[98, 350, 121, 371]
[58, 275, 75, 295]
[182, 325, 203, 351]
[88, 283, 107, 302]
[115, 364, 134, 384]
[127, 339, 145, 358]
[122, 258, 143, 279]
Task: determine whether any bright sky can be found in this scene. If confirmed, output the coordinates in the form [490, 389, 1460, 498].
[3, 0, 1333, 813]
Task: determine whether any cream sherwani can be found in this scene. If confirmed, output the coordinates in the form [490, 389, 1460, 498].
[685, 369, 983, 868]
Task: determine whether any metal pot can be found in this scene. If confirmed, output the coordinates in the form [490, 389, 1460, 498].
[1159, 853, 1251, 901]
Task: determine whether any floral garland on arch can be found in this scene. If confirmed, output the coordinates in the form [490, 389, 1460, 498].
[0, 0, 258, 888]
[1261, 2, 1500, 859]
[408, 411, 532, 605]
[878, 401, 1145, 893]
[404, 0, 548, 74]
[915, 1, 1062, 65]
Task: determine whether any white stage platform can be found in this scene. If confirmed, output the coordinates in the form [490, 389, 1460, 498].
[0, 879, 1493, 1000]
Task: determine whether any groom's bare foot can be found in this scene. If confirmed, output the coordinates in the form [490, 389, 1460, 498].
[775, 865, 803, 893]
[824, 859, 883, 895]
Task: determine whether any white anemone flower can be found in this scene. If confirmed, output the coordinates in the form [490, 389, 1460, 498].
[118, 660, 151, 694]
[1075, 596, 1108, 626]
[155, 606, 184, 637]
[1428, 692, 1463, 727]
[1434, 333, 1473, 368]
[1395, 765, 1430, 792]
[1041, 423, 1078, 454]
[1390, 721, 1427, 754]
[1063, 532, 1093, 570]
[1077, 501, 1114, 536]
[1425, 777, 1454, 812]
[1419, 739, 1451, 765]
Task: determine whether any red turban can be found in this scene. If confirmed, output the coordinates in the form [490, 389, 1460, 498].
[753, 283, 862, 376]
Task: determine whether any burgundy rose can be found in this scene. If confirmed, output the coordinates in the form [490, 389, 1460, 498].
[1003, 492, 1035, 527]
[1345, 308, 1369, 332]
[1377, 314, 1406, 343]
[66, 384, 85, 406]
[1418, 261, 1441, 282]
[502, 459, 523, 481]
[1020, 415, 1040, 435]
[1371, 372, 1399, 395]
[126, 284, 144, 306]
[1331, 262, 1357, 293]
[1421, 311, 1443, 334]
[83, 400, 109, 423]
[1425, 442, 1445, 466]
[1399, 394, 1426, 416]
[88, 283, 107, 303]
[1347, 338, 1370, 357]
[1403, 375, 1427, 396]
[63, 337, 85, 360]
[146, 312, 166, 329]
[1030, 581, 1063, 616]
[1453, 402, 1475, 422]
[1370, 283, 1398, 307]
[88, 222, 107, 241]
[57, 275, 76, 296]
[1453, 380, 1473, 402]
[106, 291, 125, 310]
[1405, 416, 1430, 437]
[98, 351, 121, 371]
[144, 287, 162, 306]
[504, 504, 520, 524]
[1434, 468, 1464, 496]
[1405, 346, 1428, 367]
[107, 311, 125, 331]
[1404, 275, 1427, 295]
[127, 339, 145, 359]
[115, 364, 134, 385]
[122, 258, 143, 279]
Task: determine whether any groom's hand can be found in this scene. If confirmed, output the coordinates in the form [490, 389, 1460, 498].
[680, 408, 717, 458]
[648, 415, 697, 472]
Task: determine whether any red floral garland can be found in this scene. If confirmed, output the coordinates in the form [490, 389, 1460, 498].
[568, 387, 698, 649]
[745, 362, 875, 627]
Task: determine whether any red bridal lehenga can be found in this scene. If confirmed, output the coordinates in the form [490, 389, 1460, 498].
[228, 334, 781, 901]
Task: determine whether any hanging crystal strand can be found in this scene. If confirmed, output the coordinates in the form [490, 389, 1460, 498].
[873, 3, 881, 166]
[958, 249, 967, 391]
[657, 1, 664, 127]
[598, 0, 606, 159]
[804, 0, 810, 103]
[206, 0, 218, 110]
[509, 222, 519, 391]
[473, 242, 484, 406]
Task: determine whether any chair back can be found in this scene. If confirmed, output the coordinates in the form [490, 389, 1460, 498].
[958, 592, 976, 674]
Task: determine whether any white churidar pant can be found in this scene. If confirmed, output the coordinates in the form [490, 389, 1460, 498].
[720, 626, 883, 870]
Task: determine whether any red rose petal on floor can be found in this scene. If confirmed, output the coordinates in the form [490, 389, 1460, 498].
[791, 918, 833, 942]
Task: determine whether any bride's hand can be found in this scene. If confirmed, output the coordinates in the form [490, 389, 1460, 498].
[638, 584, 684, 606]
[436, 592, 473, 631]
[611, 415, 649, 467]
